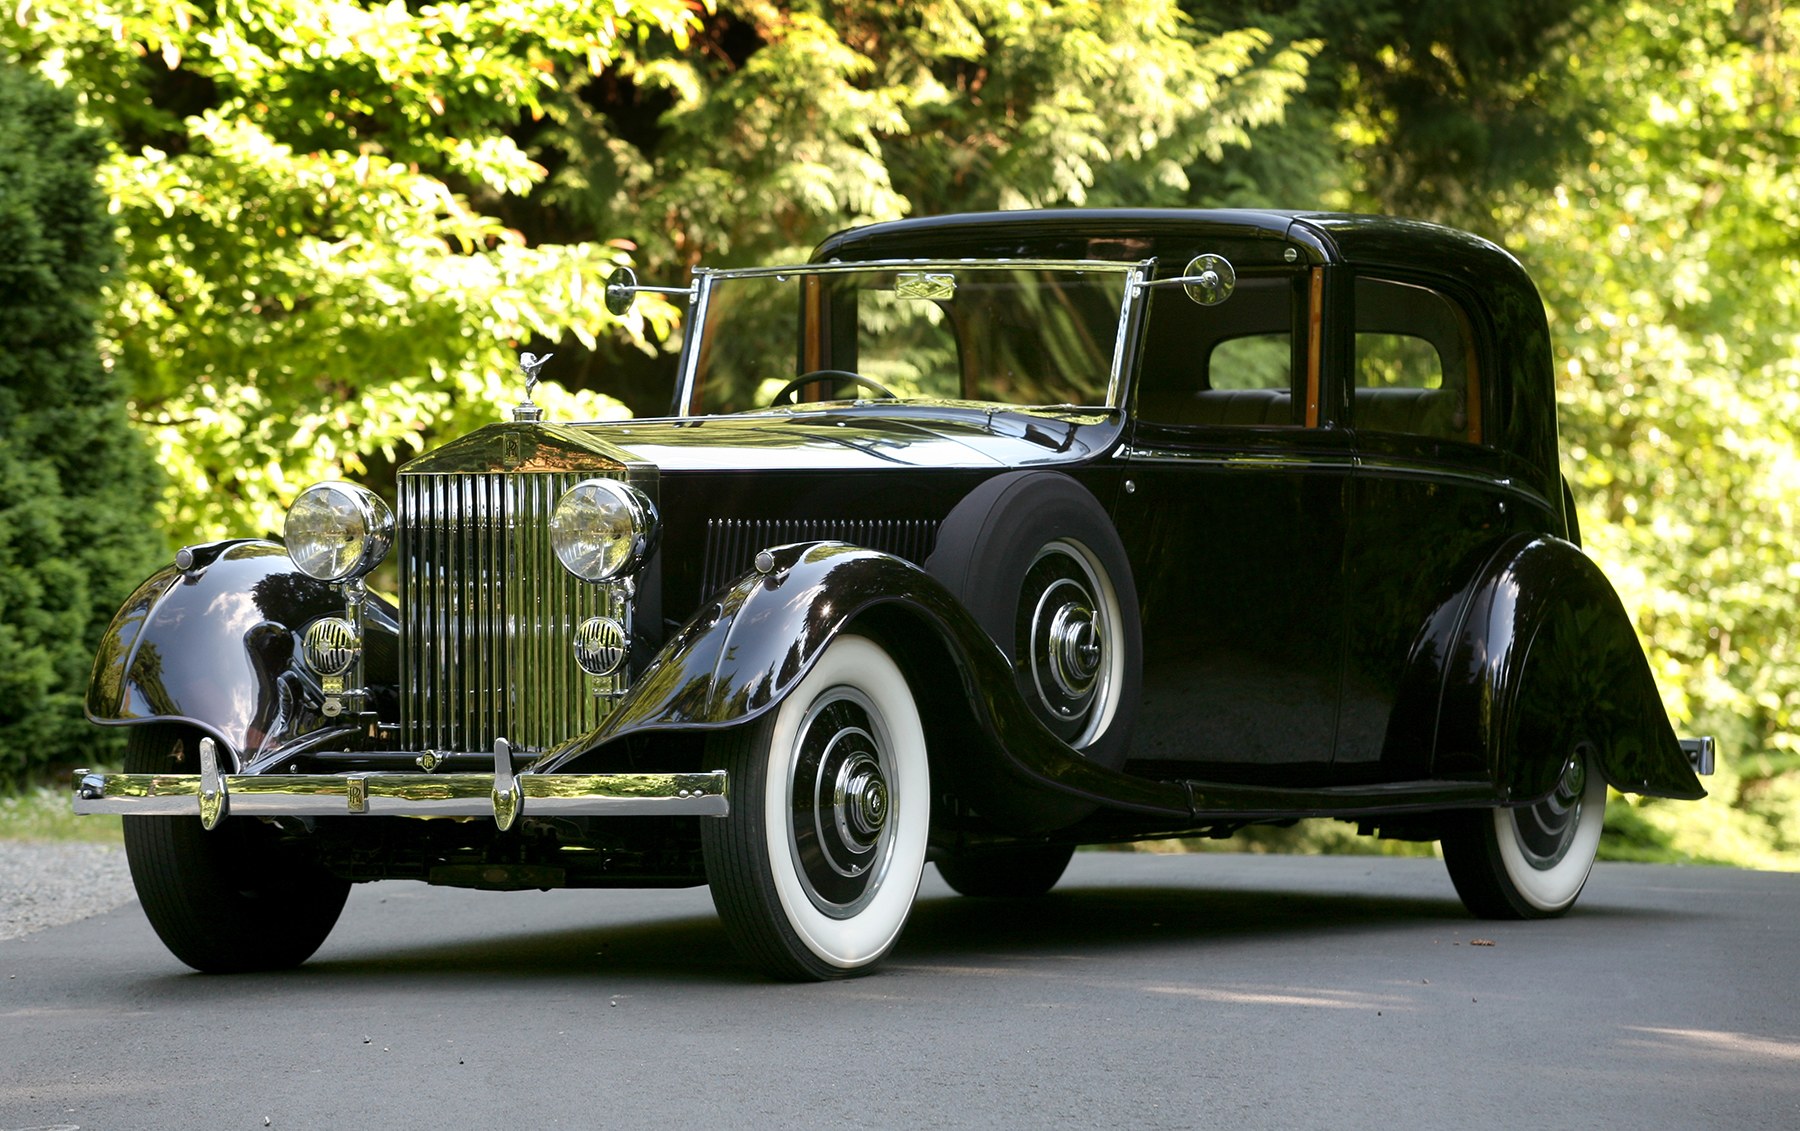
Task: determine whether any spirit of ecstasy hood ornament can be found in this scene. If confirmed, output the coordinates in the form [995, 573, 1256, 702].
[513, 351, 553, 422]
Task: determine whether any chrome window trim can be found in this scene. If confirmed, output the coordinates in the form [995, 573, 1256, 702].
[695, 257, 1147, 281]
[675, 270, 718, 417]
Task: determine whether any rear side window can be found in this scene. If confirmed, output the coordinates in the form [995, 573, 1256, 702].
[1352, 278, 1481, 443]
[1135, 273, 1308, 428]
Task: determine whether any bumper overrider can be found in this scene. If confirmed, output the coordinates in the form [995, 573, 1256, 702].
[74, 737, 728, 831]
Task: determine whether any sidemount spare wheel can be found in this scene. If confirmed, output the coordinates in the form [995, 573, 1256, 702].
[702, 633, 931, 980]
[1440, 744, 1607, 919]
[927, 470, 1142, 768]
[122, 724, 351, 972]
[927, 470, 1143, 897]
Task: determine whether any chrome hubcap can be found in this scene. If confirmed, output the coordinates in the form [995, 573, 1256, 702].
[1047, 599, 1103, 697]
[1513, 747, 1591, 870]
[835, 752, 888, 844]
[788, 689, 896, 918]
[1019, 541, 1116, 745]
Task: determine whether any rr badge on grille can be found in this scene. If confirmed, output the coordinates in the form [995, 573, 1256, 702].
[573, 616, 628, 677]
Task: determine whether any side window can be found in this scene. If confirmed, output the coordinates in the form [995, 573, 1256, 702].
[1353, 277, 1481, 443]
[1209, 334, 1291, 392]
[1135, 272, 1309, 427]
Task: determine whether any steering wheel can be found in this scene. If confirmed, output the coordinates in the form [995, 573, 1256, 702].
[769, 369, 899, 406]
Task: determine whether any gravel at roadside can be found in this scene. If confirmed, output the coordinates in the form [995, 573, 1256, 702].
[0, 842, 135, 942]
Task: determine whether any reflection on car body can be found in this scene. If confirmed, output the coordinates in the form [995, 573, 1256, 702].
[78, 209, 1711, 980]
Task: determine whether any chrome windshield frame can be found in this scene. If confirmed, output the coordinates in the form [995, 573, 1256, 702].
[672, 258, 1155, 417]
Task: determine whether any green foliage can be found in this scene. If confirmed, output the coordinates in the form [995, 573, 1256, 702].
[1493, 0, 1800, 871]
[544, 2, 1317, 263]
[0, 62, 163, 787]
[5, 0, 1316, 537]
[6, 0, 695, 540]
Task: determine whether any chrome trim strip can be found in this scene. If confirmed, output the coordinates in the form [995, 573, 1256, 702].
[675, 271, 717, 415]
[73, 769, 729, 820]
[697, 257, 1144, 281]
[1121, 447, 1357, 473]
[1349, 457, 1552, 510]
[1105, 263, 1151, 407]
[1122, 447, 1555, 511]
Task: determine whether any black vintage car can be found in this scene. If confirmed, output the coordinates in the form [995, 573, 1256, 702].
[79, 210, 1711, 980]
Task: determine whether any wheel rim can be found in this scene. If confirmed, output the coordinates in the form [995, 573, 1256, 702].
[786, 687, 897, 919]
[1510, 748, 1590, 871]
[1017, 539, 1124, 747]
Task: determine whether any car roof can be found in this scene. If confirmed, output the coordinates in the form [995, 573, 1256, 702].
[812, 208, 1527, 280]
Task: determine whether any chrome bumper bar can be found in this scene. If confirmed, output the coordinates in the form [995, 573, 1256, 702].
[73, 737, 727, 830]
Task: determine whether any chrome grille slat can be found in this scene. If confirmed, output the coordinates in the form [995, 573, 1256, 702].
[399, 472, 619, 753]
[700, 518, 938, 597]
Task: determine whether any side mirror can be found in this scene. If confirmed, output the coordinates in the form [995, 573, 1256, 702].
[1133, 254, 1238, 306]
[1180, 254, 1236, 306]
[604, 266, 694, 316]
[605, 266, 640, 316]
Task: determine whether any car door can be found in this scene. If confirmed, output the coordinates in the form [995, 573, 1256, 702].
[1337, 274, 1543, 781]
[1112, 265, 1354, 785]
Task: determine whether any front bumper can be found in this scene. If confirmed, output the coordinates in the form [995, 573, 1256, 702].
[74, 737, 727, 831]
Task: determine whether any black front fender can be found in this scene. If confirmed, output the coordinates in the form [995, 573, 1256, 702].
[537, 542, 1192, 831]
[86, 540, 399, 769]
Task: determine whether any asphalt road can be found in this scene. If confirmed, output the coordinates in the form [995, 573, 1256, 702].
[3, 852, 1796, 1130]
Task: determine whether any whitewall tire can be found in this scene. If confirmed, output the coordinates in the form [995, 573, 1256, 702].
[1442, 747, 1607, 918]
[702, 634, 930, 980]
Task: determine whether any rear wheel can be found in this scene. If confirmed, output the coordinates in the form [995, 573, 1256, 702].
[1441, 747, 1606, 918]
[935, 843, 1075, 898]
[122, 725, 350, 972]
[702, 634, 930, 980]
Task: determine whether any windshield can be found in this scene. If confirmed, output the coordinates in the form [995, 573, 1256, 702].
[677, 261, 1142, 416]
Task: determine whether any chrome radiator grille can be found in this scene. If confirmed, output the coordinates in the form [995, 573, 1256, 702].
[398, 472, 621, 753]
[700, 518, 937, 597]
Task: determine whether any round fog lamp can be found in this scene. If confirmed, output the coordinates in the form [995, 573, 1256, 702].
[550, 479, 657, 582]
[285, 482, 394, 582]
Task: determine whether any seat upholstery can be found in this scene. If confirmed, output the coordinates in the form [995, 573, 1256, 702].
[1352, 387, 1464, 438]
[1167, 388, 1295, 426]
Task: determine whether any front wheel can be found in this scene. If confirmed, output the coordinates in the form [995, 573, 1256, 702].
[122, 725, 351, 972]
[702, 634, 930, 980]
[1440, 747, 1607, 919]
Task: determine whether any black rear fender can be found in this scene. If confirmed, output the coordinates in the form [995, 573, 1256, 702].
[1387, 533, 1702, 802]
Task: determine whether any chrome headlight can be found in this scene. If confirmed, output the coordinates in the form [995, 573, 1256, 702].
[284, 482, 394, 582]
[550, 478, 658, 582]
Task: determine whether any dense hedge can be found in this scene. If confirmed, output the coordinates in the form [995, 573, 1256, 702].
[0, 63, 163, 786]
